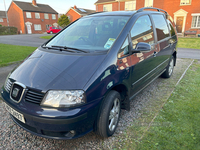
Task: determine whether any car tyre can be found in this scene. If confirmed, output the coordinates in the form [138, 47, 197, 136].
[97, 90, 121, 138]
[161, 56, 174, 78]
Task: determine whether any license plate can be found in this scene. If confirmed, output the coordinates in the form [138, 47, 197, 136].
[4, 103, 25, 123]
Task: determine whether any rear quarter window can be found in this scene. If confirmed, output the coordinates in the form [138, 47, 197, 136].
[151, 14, 170, 41]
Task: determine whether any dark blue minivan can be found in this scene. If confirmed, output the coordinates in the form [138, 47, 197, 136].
[1, 7, 177, 139]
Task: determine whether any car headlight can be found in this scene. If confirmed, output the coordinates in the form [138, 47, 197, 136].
[41, 90, 86, 108]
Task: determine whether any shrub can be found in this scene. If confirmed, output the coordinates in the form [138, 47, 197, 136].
[0, 26, 18, 35]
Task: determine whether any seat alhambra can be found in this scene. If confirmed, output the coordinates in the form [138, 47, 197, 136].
[1, 7, 177, 139]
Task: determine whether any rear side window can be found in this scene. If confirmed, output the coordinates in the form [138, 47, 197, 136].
[151, 14, 170, 41]
[167, 20, 175, 36]
[130, 15, 155, 49]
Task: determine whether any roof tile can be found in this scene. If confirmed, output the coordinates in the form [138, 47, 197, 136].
[14, 1, 58, 14]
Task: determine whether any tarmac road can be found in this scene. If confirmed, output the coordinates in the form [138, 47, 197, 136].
[0, 34, 200, 59]
[0, 34, 48, 47]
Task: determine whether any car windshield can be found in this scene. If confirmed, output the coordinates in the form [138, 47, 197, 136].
[45, 16, 129, 52]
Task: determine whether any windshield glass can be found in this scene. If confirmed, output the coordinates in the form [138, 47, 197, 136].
[46, 16, 129, 52]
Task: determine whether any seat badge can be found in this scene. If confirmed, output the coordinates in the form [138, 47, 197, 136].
[12, 88, 20, 98]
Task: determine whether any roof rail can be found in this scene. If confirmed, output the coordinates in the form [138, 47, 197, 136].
[88, 11, 104, 15]
[137, 7, 168, 15]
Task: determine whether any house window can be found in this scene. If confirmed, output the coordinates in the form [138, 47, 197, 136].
[125, 1, 136, 11]
[44, 14, 49, 19]
[180, 0, 191, 5]
[0, 18, 3, 22]
[52, 14, 56, 20]
[191, 15, 200, 28]
[26, 12, 32, 18]
[145, 0, 153, 7]
[34, 24, 42, 30]
[103, 4, 112, 12]
[67, 15, 70, 20]
[35, 13, 40, 19]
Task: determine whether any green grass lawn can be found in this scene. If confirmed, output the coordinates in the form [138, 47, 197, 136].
[178, 38, 200, 49]
[0, 44, 36, 67]
[40, 35, 54, 39]
[122, 61, 200, 149]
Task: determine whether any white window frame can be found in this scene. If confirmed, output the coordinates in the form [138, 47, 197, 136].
[0, 18, 3, 22]
[125, 1, 136, 11]
[44, 13, 49, 19]
[34, 24, 42, 31]
[180, 0, 191, 5]
[191, 14, 200, 28]
[145, 0, 153, 7]
[35, 13, 40, 19]
[103, 4, 112, 12]
[26, 12, 32, 18]
[52, 14, 56, 20]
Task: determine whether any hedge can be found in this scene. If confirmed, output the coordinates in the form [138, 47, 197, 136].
[0, 26, 18, 35]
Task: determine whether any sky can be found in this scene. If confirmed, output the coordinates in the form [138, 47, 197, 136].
[0, 0, 97, 14]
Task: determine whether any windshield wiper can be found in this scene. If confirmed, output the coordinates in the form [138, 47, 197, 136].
[51, 45, 89, 53]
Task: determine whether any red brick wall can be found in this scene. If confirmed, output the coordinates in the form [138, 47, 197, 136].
[24, 12, 58, 34]
[7, 2, 25, 34]
[163, 0, 200, 32]
[0, 18, 8, 26]
[96, 0, 200, 33]
[66, 9, 81, 22]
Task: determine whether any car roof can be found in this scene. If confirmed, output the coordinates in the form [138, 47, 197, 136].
[88, 11, 137, 17]
[86, 10, 166, 19]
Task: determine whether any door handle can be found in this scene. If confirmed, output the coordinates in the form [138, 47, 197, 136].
[153, 51, 158, 57]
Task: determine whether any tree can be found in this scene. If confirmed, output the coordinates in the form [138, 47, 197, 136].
[58, 15, 70, 28]
[0, 24, 2, 27]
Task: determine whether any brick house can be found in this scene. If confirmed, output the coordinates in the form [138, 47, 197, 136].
[7, 0, 58, 34]
[95, 0, 200, 34]
[66, 5, 96, 22]
[0, 11, 8, 26]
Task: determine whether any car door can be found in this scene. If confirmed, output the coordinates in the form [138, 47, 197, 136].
[128, 15, 159, 96]
[150, 14, 173, 73]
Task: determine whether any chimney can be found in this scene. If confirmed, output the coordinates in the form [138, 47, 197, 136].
[32, 0, 37, 6]
[74, 5, 77, 9]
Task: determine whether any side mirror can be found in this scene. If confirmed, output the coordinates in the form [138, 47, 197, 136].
[132, 42, 151, 53]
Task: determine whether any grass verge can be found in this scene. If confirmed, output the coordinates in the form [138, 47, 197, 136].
[40, 35, 54, 39]
[0, 44, 36, 67]
[117, 60, 200, 149]
[178, 38, 200, 49]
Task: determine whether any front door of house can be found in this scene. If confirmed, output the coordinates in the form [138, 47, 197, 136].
[27, 24, 32, 34]
[176, 17, 183, 33]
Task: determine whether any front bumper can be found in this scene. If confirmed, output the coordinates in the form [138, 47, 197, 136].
[1, 88, 102, 139]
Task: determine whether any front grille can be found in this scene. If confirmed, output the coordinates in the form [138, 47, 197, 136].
[25, 89, 45, 104]
[5, 79, 12, 93]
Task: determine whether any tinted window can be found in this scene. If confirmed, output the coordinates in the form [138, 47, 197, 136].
[152, 14, 170, 41]
[166, 16, 176, 36]
[46, 16, 129, 52]
[118, 37, 129, 58]
[131, 15, 155, 49]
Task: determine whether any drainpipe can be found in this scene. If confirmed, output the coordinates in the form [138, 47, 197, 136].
[117, 0, 120, 11]
[3, 0, 9, 26]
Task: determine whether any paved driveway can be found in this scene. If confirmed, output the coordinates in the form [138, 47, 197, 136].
[0, 34, 48, 47]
